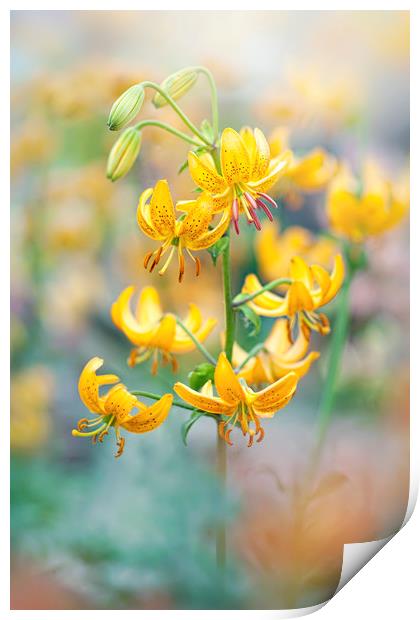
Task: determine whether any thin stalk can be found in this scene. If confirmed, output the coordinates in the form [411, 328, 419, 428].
[232, 278, 292, 307]
[134, 120, 205, 148]
[141, 81, 213, 146]
[235, 343, 266, 373]
[315, 269, 354, 448]
[131, 390, 195, 412]
[222, 231, 236, 362]
[175, 318, 217, 366]
[193, 66, 219, 141]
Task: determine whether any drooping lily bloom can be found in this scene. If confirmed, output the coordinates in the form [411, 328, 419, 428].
[233, 319, 320, 385]
[72, 357, 173, 457]
[188, 127, 291, 234]
[327, 160, 409, 242]
[174, 352, 298, 446]
[256, 222, 338, 284]
[269, 126, 337, 209]
[111, 285, 217, 373]
[241, 255, 345, 334]
[137, 179, 229, 282]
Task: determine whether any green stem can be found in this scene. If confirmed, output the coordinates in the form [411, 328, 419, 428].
[316, 269, 354, 448]
[193, 66, 219, 141]
[222, 231, 236, 362]
[141, 81, 213, 146]
[131, 390, 195, 412]
[134, 120, 205, 148]
[232, 278, 292, 307]
[175, 318, 217, 366]
[235, 343, 266, 373]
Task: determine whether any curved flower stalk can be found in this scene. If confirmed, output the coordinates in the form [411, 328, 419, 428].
[111, 285, 217, 373]
[137, 179, 230, 282]
[256, 222, 338, 284]
[188, 127, 291, 233]
[326, 159, 409, 242]
[238, 255, 345, 335]
[268, 126, 337, 208]
[73, 357, 173, 457]
[233, 319, 320, 384]
[174, 353, 298, 446]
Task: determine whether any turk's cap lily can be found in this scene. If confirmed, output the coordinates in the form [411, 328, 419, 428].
[234, 319, 320, 384]
[241, 254, 345, 333]
[111, 285, 217, 372]
[174, 352, 298, 446]
[106, 127, 141, 182]
[153, 68, 199, 108]
[327, 160, 409, 242]
[137, 179, 230, 281]
[73, 357, 173, 457]
[107, 83, 145, 131]
[187, 127, 292, 233]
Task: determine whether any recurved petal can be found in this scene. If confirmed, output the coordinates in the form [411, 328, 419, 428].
[137, 187, 163, 240]
[174, 381, 235, 414]
[149, 179, 176, 237]
[271, 351, 320, 380]
[188, 151, 227, 194]
[252, 128, 271, 179]
[172, 317, 217, 353]
[111, 286, 157, 346]
[250, 372, 298, 413]
[136, 286, 163, 327]
[104, 384, 141, 425]
[150, 314, 177, 350]
[242, 274, 289, 316]
[120, 393, 173, 433]
[179, 193, 213, 244]
[214, 352, 244, 404]
[322, 254, 345, 306]
[248, 150, 292, 193]
[78, 357, 118, 414]
[265, 319, 292, 356]
[220, 128, 251, 184]
[286, 281, 315, 315]
[187, 209, 230, 250]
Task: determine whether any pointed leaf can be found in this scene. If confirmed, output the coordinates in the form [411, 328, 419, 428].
[207, 236, 229, 266]
[181, 410, 205, 446]
[238, 304, 261, 337]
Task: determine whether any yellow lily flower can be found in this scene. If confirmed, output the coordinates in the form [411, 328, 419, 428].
[72, 357, 173, 457]
[327, 160, 409, 242]
[137, 179, 229, 283]
[111, 285, 217, 373]
[174, 352, 298, 447]
[188, 127, 291, 234]
[269, 127, 337, 208]
[241, 254, 345, 334]
[256, 222, 338, 284]
[233, 319, 320, 385]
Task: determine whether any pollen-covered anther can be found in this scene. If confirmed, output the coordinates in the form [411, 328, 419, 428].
[178, 252, 185, 283]
[115, 436, 125, 458]
[143, 251, 153, 269]
[77, 418, 89, 431]
[98, 429, 109, 443]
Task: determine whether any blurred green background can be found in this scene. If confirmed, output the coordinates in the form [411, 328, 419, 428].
[11, 11, 409, 610]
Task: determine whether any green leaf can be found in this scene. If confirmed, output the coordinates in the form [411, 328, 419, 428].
[181, 410, 206, 446]
[188, 363, 215, 391]
[177, 159, 189, 175]
[200, 119, 214, 143]
[238, 305, 261, 337]
[207, 236, 229, 266]
[309, 472, 349, 502]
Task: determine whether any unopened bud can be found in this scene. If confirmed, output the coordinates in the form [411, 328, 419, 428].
[153, 68, 199, 108]
[108, 84, 145, 131]
[106, 128, 141, 182]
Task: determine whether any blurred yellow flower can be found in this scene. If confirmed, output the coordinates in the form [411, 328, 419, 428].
[111, 285, 217, 373]
[269, 127, 337, 208]
[174, 353, 298, 446]
[11, 366, 53, 452]
[241, 255, 345, 334]
[327, 160, 409, 242]
[188, 127, 291, 233]
[73, 357, 173, 457]
[234, 319, 320, 385]
[256, 222, 338, 284]
[138, 179, 229, 282]
[11, 121, 55, 176]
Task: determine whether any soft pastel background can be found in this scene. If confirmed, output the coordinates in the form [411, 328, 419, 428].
[11, 11, 409, 610]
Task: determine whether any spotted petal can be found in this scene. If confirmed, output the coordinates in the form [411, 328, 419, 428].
[214, 352, 244, 405]
[220, 128, 251, 184]
[174, 381, 235, 415]
[188, 151, 227, 194]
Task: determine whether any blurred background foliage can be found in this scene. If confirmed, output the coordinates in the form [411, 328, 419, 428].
[11, 11, 409, 610]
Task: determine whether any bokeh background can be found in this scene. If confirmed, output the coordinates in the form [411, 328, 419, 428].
[11, 11, 409, 610]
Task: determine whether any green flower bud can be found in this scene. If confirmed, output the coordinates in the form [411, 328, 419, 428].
[153, 68, 199, 108]
[106, 128, 141, 182]
[107, 84, 145, 131]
